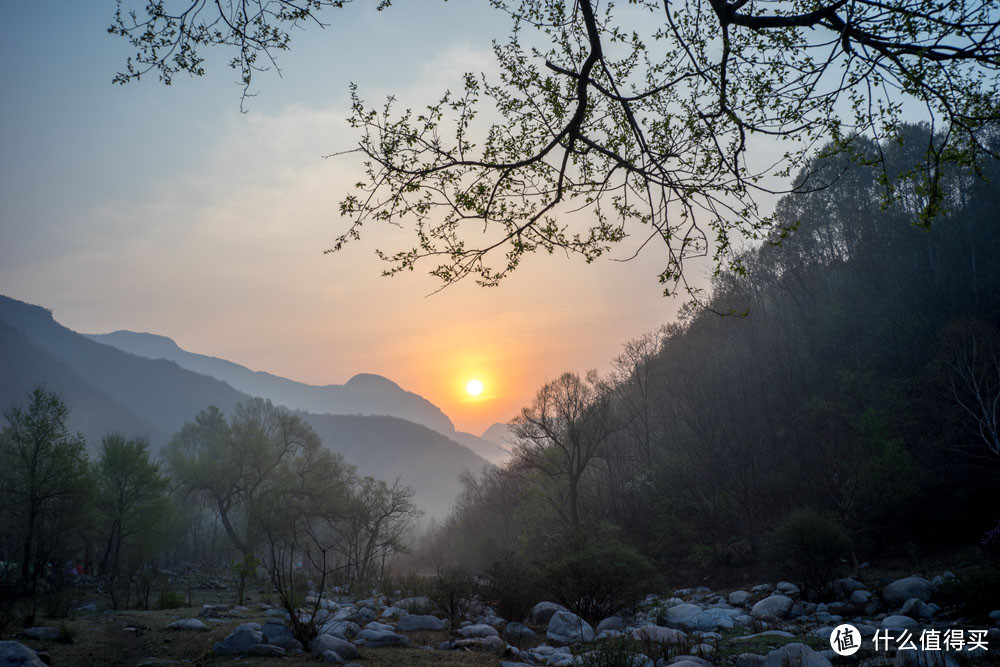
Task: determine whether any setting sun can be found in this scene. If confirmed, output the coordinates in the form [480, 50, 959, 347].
[465, 379, 484, 396]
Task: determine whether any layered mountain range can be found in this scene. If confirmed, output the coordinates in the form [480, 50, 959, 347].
[0, 294, 511, 518]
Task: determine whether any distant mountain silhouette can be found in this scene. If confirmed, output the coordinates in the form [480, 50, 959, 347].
[0, 294, 487, 518]
[87, 329, 511, 463]
[482, 422, 517, 451]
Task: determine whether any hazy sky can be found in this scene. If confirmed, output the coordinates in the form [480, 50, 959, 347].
[1, 2, 702, 434]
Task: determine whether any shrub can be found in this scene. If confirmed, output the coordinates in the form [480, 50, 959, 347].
[935, 569, 1000, 620]
[57, 621, 77, 644]
[156, 590, 186, 609]
[431, 567, 474, 624]
[768, 509, 850, 598]
[476, 552, 541, 622]
[539, 528, 654, 623]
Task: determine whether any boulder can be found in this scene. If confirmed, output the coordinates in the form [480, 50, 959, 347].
[776, 582, 800, 597]
[595, 616, 625, 634]
[396, 596, 436, 614]
[990, 609, 1000, 626]
[531, 601, 569, 625]
[665, 657, 712, 667]
[363, 621, 395, 632]
[883, 577, 935, 608]
[166, 619, 208, 631]
[631, 624, 687, 645]
[356, 629, 410, 647]
[659, 603, 702, 628]
[735, 653, 765, 667]
[502, 622, 535, 640]
[20, 628, 60, 641]
[0, 641, 45, 667]
[320, 620, 361, 639]
[762, 642, 832, 667]
[321, 650, 344, 664]
[261, 621, 304, 650]
[833, 578, 866, 599]
[900, 598, 935, 620]
[247, 643, 286, 657]
[546, 610, 594, 645]
[729, 591, 751, 606]
[751, 595, 794, 620]
[849, 589, 872, 605]
[310, 634, 359, 659]
[689, 607, 741, 631]
[395, 614, 447, 632]
[457, 623, 499, 638]
[212, 623, 263, 654]
[881, 615, 920, 632]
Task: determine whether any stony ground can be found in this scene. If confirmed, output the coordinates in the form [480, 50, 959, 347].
[4, 570, 1000, 667]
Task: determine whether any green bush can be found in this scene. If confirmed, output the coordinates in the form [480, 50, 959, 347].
[768, 509, 850, 598]
[539, 528, 654, 623]
[476, 552, 541, 623]
[156, 590, 186, 609]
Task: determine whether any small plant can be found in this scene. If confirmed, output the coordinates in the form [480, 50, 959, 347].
[231, 553, 259, 605]
[156, 590, 186, 610]
[57, 621, 78, 644]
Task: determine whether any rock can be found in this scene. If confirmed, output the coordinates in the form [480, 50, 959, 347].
[261, 621, 304, 650]
[750, 595, 794, 620]
[75, 603, 98, 614]
[546, 610, 594, 645]
[849, 589, 872, 605]
[729, 591, 751, 606]
[531, 601, 569, 625]
[988, 609, 1000, 626]
[752, 584, 774, 595]
[762, 642, 832, 667]
[134, 660, 180, 666]
[396, 596, 436, 614]
[776, 582, 800, 597]
[883, 577, 935, 608]
[0, 642, 46, 667]
[659, 603, 702, 628]
[20, 628, 60, 641]
[356, 629, 410, 647]
[310, 634, 359, 659]
[320, 620, 361, 639]
[900, 598, 935, 619]
[894, 649, 959, 667]
[395, 614, 447, 632]
[735, 653, 765, 667]
[596, 616, 625, 633]
[631, 624, 687, 645]
[457, 623, 499, 639]
[689, 607, 741, 631]
[881, 615, 921, 631]
[212, 623, 263, 654]
[247, 643, 286, 657]
[321, 650, 344, 664]
[363, 621, 395, 632]
[264, 608, 289, 618]
[165, 619, 208, 631]
[666, 657, 712, 667]
[832, 578, 866, 599]
[502, 621, 535, 640]
[446, 636, 506, 651]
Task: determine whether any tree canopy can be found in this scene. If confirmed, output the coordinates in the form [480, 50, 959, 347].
[111, 0, 1000, 294]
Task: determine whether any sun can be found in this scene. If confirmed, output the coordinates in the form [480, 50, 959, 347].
[466, 379, 484, 396]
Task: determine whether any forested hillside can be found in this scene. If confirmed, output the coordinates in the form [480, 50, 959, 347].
[432, 126, 1000, 588]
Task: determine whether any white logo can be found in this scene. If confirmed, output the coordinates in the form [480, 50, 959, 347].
[831, 623, 862, 656]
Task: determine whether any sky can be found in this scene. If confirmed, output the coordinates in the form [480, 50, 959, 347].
[0, 1, 701, 434]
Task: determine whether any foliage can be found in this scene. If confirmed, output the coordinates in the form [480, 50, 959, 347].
[430, 567, 475, 626]
[231, 552, 259, 606]
[539, 527, 654, 623]
[156, 590, 186, 610]
[934, 569, 1000, 620]
[111, 1, 1000, 295]
[575, 637, 679, 667]
[768, 510, 850, 598]
[476, 552, 541, 623]
[0, 387, 92, 606]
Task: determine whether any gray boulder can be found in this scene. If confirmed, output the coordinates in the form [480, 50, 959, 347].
[883, 577, 935, 608]
[457, 623, 499, 638]
[762, 642, 832, 667]
[0, 642, 45, 667]
[212, 623, 263, 654]
[631, 624, 686, 645]
[247, 643, 286, 657]
[396, 596, 436, 614]
[849, 589, 872, 605]
[310, 634, 359, 659]
[900, 598, 936, 620]
[356, 628, 410, 647]
[776, 581, 800, 597]
[531, 601, 569, 625]
[321, 650, 344, 664]
[881, 615, 920, 631]
[502, 622, 535, 640]
[596, 616, 625, 634]
[659, 603, 702, 628]
[735, 653, 765, 667]
[546, 610, 594, 645]
[729, 591, 751, 606]
[320, 619, 361, 639]
[20, 628, 59, 641]
[166, 619, 208, 631]
[751, 595, 794, 620]
[261, 621, 304, 650]
[990, 609, 1000, 625]
[396, 614, 447, 632]
[689, 607, 741, 631]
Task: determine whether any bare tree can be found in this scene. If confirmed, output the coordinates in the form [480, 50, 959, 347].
[945, 321, 1000, 459]
[512, 371, 620, 530]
